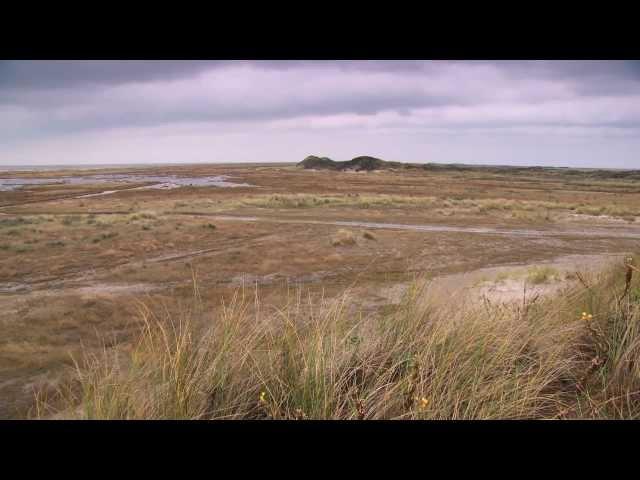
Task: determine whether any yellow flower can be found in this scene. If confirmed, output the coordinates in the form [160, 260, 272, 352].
[259, 391, 267, 403]
[581, 311, 593, 321]
[419, 397, 429, 410]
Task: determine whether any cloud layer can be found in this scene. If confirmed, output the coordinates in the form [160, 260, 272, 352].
[1, 60, 639, 167]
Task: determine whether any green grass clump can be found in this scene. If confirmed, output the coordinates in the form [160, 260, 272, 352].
[494, 271, 514, 283]
[526, 266, 560, 284]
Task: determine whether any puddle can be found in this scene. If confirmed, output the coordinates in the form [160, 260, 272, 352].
[77, 190, 119, 198]
[0, 174, 252, 192]
[0, 178, 62, 191]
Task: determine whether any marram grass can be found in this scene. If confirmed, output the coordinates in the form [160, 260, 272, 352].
[36, 255, 640, 419]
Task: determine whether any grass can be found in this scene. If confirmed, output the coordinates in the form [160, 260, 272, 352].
[492, 266, 562, 285]
[92, 232, 119, 243]
[331, 229, 357, 247]
[0, 216, 35, 228]
[3, 243, 35, 253]
[526, 266, 561, 284]
[171, 193, 640, 222]
[61, 215, 82, 226]
[34, 255, 640, 419]
[46, 240, 66, 247]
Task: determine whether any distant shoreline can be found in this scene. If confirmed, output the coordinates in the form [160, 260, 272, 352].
[0, 161, 638, 174]
[0, 162, 297, 173]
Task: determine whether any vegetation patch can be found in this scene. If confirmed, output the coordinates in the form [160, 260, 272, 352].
[12, 244, 33, 253]
[92, 232, 119, 243]
[526, 266, 561, 284]
[61, 216, 82, 226]
[0, 217, 36, 228]
[331, 229, 357, 247]
[46, 240, 66, 247]
[363, 231, 376, 241]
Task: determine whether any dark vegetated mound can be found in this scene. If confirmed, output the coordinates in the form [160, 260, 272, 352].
[298, 155, 640, 181]
[298, 155, 404, 171]
[342, 156, 400, 171]
[298, 156, 338, 170]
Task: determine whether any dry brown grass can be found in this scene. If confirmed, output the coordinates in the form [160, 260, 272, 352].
[331, 229, 357, 247]
[34, 254, 640, 420]
[169, 192, 640, 223]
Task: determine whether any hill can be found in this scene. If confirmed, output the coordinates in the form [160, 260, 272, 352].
[297, 155, 640, 180]
[298, 155, 403, 171]
[297, 156, 337, 170]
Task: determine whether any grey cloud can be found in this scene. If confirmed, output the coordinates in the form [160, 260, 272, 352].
[497, 60, 640, 96]
[3, 59, 640, 90]
[2, 60, 640, 168]
[0, 60, 224, 89]
[0, 61, 481, 137]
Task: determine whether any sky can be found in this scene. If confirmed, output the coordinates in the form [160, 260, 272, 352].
[1, 60, 640, 168]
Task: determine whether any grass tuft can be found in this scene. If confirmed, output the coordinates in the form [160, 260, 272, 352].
[331, 229, 357, 247]
[526, 266, 561, 284]
[363, 231, 376, 241]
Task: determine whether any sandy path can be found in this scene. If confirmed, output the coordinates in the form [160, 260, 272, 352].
[182, 213, 640, 240]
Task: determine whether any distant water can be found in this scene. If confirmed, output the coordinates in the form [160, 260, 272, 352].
[0, 163, 183, 173]
[0, 172, 252, 192]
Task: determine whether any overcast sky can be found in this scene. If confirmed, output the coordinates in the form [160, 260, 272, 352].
[1, 60, 639, 168]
